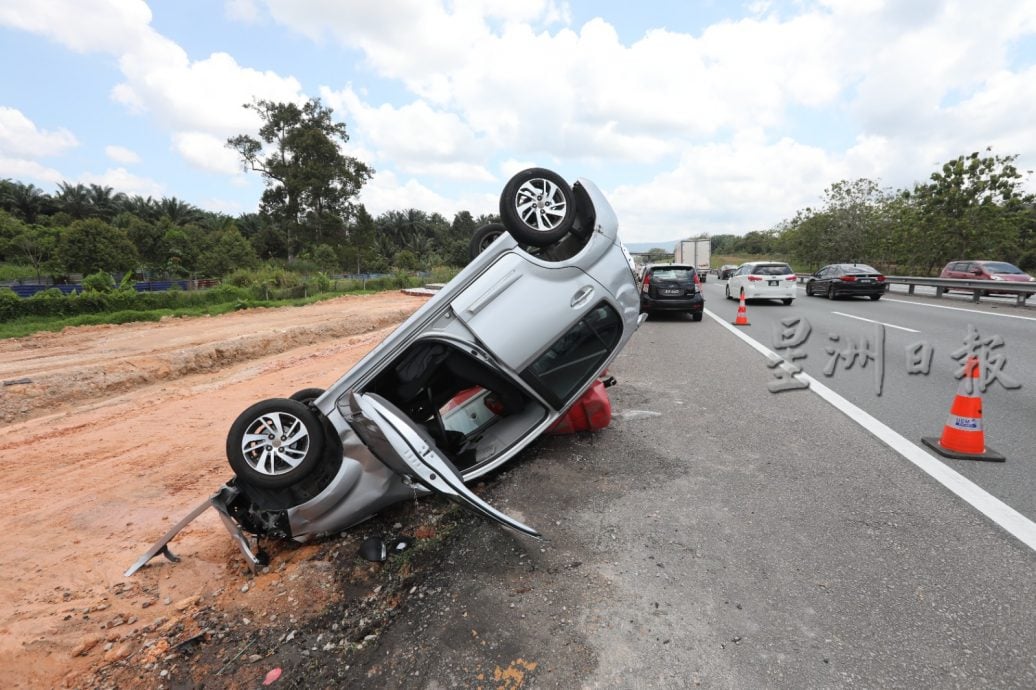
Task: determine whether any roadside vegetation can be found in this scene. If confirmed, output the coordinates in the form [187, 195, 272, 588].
[649, 149, 1036, 276]
[2, 94, 1033, 338]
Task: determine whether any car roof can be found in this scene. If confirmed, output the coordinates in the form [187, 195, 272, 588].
[645, 263, 694, 270]
[739, 260, 791, 267]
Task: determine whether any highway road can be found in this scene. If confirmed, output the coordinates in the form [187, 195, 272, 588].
[699, 278, 1036, 535]
[348, 281, 1036, 688]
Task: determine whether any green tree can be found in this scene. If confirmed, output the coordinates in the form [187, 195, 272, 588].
[11, 224, 60, 281]
[910, 148, 1033, 271]
[56, 218, 138, 275]
[227, 98, 373, 253]
[195, 227, 259, 277]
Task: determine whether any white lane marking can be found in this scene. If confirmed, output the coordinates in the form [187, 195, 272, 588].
[831, 311, 920, 333]
[704, 306, 1036, 553]
[885, 295, 1036, 322]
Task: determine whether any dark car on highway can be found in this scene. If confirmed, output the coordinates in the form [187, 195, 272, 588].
[805, 263, 886, 300]
[717, 264, 738, 280]
[639, 263, 705, 320]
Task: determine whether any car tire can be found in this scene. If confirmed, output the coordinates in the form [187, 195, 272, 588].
[725, 285, 732, 300]
[870, 294, 881, 301]
[827, 287, 837, 300]
[469, 223, 506, 260]
[289, 387, 325, 406]
[499, 168, 575, 246]
[782, 298, 793, 305]
[227, 398, 326, 489]
[691, 312, 703, 322]
[805, 282, 814, 296]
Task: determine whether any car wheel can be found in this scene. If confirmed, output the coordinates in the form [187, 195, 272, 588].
[226, 398, 326, 489]
[782, 298, 793, 305]
[725, 284, 732, 300]
[469, 223, 506, 260]
[805, 282, 814, 296]
[827, 287, 837, 300]
[691, 312, 703, 322]
[870, 294, 881, 301]
[499, 168, 576, 246]
[289, 387, 325, 406]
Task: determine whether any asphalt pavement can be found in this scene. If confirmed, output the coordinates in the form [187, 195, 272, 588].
[338, 301, 1036, 689]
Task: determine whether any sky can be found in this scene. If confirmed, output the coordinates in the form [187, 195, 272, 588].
[2, 0, 1036, 245]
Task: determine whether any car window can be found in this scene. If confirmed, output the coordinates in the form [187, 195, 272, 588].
[522, 303, 622, 408]
[650, 268, 694, 282]
[750, 264, 792, 276]
[981, 262, 1022, 274]
[843, 264, 878, 274]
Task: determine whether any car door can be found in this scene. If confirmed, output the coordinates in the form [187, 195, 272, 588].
[729, 265, 745, 296]
[449, 251, 608, 371]
[347, 391, 541, 538]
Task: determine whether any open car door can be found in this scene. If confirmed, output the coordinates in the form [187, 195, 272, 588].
[348, 392, 541, 539]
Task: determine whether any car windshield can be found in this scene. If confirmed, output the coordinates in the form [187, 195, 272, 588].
[981, 262, 1023, 274]
[750, 264, 792, 276]
[843, 264, 878, 274]
[651, 268, 694, 281]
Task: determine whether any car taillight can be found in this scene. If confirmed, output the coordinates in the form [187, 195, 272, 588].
[786, 275, 796, 281]
[642, 274, 650, 292]
[841, 275, 857, 282]
[747, 275, 762, 281]
[876, 275, 886, 282]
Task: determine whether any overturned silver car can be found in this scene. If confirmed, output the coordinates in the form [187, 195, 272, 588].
[128, 168, 644, 575]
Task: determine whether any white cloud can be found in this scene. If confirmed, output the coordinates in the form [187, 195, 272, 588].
[79, 167, 164, 197]
[0, 0, 305, 179]
[0, 107, 78, 158]
[225, 0, 261, 23]
[0, 156, 66, 185]
[172, 131, 246, 175]
[105, 145, 140, 164]
[359, 169, 496, 219]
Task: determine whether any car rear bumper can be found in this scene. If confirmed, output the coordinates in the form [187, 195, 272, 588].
[742, 283, 797, 299]
[641, 295, 704, 312]
[832, 284, 886, 296]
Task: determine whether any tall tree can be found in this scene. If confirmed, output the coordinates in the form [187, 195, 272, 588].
[911, 149, 1033, 270]
[226, 98, 372, 254]
[56, 218, 138, 275]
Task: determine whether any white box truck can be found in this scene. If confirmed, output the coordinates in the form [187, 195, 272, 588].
[673, 237, 711, 282]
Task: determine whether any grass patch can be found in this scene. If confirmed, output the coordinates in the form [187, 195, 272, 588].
[0, 289, 390, 339]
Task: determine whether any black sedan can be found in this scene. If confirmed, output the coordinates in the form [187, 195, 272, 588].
[805, 263, 887, 300]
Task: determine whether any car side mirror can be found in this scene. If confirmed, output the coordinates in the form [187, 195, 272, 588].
[972, 269, 982, 275]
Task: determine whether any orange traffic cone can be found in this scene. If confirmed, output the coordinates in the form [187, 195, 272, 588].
[732, 287, 750, 326]
[921, 356, 1004, 462]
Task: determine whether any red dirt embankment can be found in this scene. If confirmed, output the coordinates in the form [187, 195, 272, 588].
[0, 292, 426, 688]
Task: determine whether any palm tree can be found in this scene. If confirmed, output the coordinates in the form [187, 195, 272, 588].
[55, 182, 91, 219]
[159, 196, 204, 226]
[6, 182, 49, 224]
[123, 195, 162, 222]
[87, 184, 119, 221]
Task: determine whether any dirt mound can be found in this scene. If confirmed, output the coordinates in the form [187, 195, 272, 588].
[0, 291, 435, 689]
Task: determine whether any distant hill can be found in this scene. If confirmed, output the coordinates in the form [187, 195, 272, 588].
[622, 240, 679, 253]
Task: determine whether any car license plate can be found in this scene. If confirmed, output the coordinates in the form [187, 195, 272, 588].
[662, 288, 682, 296]
[860, 278, 872, 283]
[768, 280, 778, 286]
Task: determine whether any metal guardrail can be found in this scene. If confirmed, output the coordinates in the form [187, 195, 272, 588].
[792, 274, 1035, 305]
[882, 276, 1034, 306]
